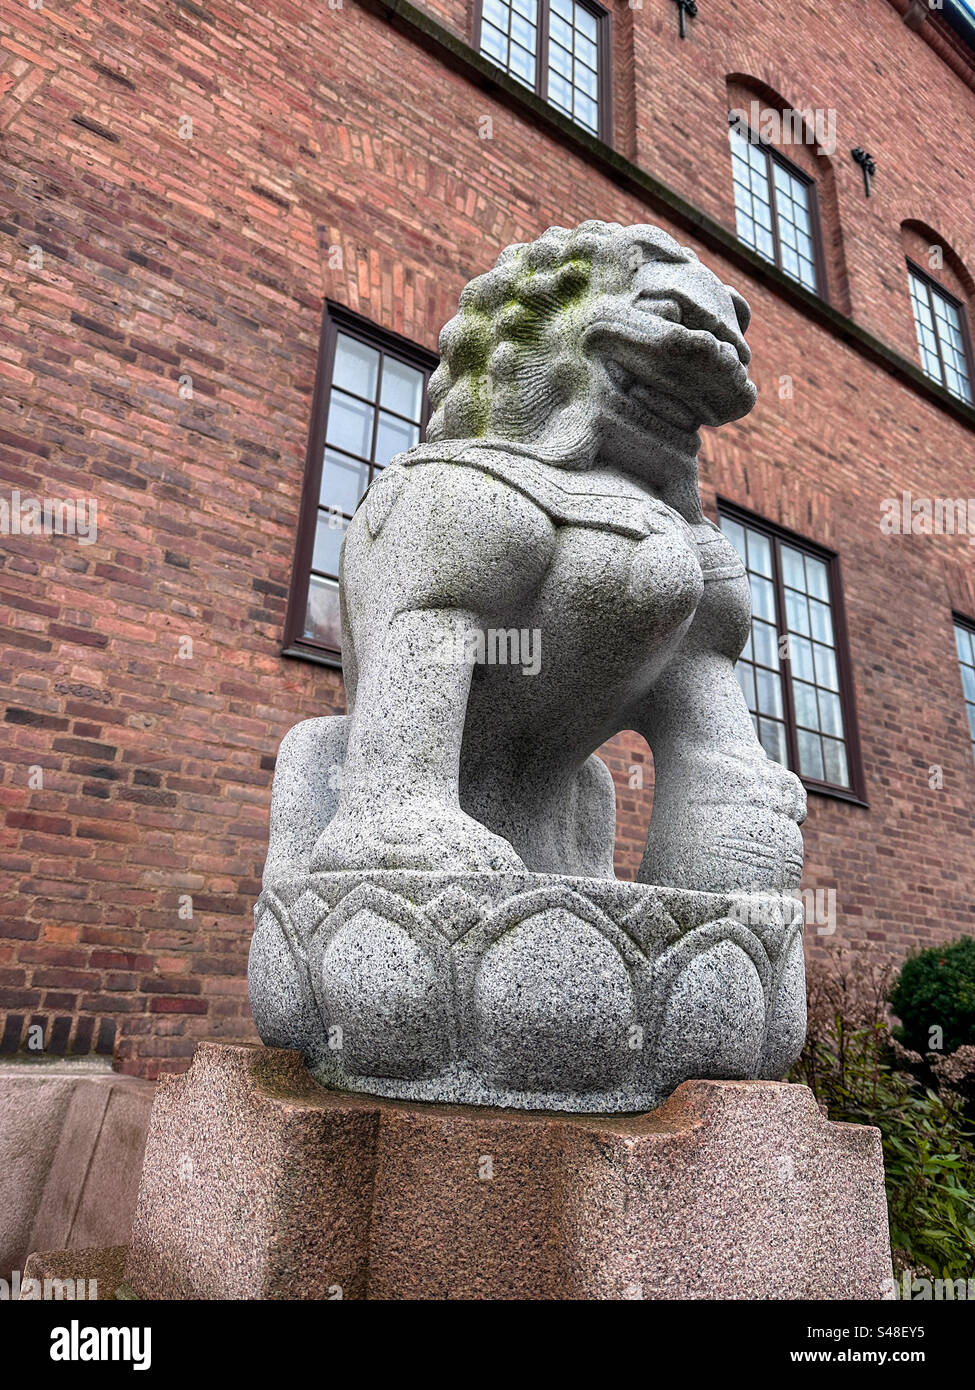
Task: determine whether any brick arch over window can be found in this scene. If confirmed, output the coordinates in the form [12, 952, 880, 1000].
[725, 75, 850, 314]
[900, 219, 975, 304]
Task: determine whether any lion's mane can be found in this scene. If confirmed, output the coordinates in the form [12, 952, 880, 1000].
[426, 220, 632, 446]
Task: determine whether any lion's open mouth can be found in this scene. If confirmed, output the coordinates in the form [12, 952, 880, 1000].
[604, 358, 701, 432]
[590, 303, 755, 432]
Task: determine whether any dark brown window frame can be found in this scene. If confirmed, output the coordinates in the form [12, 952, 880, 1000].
[906, 258, 975, 403]
[282, 301, 438, 669]
[473, 0, 613, 145]
[728, 119, 829, 303]
[953, 610, 975, 765]
[717, 499, 867, 805]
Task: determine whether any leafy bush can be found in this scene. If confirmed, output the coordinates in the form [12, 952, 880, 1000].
[792, 949, 975, 1281]
[888, 936, 975, 1057]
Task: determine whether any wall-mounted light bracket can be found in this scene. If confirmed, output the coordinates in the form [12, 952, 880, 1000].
[673, 0, 698, 39]
[851, 147, 877, 198]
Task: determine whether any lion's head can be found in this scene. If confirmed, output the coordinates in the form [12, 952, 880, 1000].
[427, 221, 756, 478]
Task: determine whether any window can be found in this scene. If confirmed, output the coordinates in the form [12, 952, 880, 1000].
[719, 505, 864, 799]
[907, 263, 973, 404]
[476, 0, 610, 140]
[954, 617, 975, 762]
[283, 304, 437, 663]
[728, 125, 822, 294]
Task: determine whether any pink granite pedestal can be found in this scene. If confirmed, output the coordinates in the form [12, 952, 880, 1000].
[27, 1041, 893, 1299]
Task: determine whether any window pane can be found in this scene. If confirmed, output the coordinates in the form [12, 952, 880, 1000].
[822, 738, 849, 787]
[575, 62, 599, 99]
[752, 619, 779, 670]
[759, 718, 788, 765]
[746, 528, 772, 578]
[809, 598, 834, 645]
[814, 642, 840, 692]
[304, 575, 342, 650]
[805, 556, 829, 601]
[784, 588, 810, 636]
[549, 72, 573, 109]
[333, 334, 379, 399]
[312, 510, 349, 576]
[750, 574, 776, 622]
[798, 729, 825, 780]
[509, 40, 535, 83]
[511, 12, 536, 49]
[793, 680, 819, 730]
[374, 412, 419, 468]
[818, 689, 845, 738]
[791, 635, 815, 684]
[576, 4, 598, 40]
[319, 448, 369, 515]
[380, 358, 424, 421]
[962, 661, 975, 703]
[480, 20, 508, 63]
[550, 16, 572, 48]
[720, 516, 747, 560]
[781, 545, 805, 590]
[326, 390, 373, 457]
[575, 94, 598, 133]
[955, 620, 975, 762]
[576, 34, 597, 70]
[755, 666, 784, 718]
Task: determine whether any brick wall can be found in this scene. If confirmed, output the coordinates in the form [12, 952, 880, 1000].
[0, 0, 973, 1075]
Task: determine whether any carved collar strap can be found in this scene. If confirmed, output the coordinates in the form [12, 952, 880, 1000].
[389, 440, 686, 542]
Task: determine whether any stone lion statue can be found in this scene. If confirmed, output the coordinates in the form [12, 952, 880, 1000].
[267, 220, 806, 895]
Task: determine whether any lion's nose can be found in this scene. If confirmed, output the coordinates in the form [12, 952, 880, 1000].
[674, 293, 751, 366]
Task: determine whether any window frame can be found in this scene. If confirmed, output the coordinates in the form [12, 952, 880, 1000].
[717, 499, 867, 805]
[473, 0, 613, 144]
[953, 611, 975, 764]
[906, 259, 975, 404]
[727, 119, 829, 301]
[282, 301, 438, 668]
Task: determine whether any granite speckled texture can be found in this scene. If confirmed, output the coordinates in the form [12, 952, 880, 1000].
[119, 1043, 891, 1300]
[19, 1245, 126, 1300]
[251, 871, 807, 1111]
[251, 222, 810, 1111]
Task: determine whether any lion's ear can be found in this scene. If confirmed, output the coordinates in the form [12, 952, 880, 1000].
[728, 287, 751, 335]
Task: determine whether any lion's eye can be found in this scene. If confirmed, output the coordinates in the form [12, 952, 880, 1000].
[626, 242, 683, 273]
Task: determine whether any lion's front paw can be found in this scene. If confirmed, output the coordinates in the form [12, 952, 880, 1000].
[309, 799, 526, 874]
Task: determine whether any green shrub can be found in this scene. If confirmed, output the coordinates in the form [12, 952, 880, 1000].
[888, 936, 975, 1057]
[792, 950, 975, 1282]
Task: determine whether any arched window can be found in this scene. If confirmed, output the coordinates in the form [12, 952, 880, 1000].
[725, 79, 844, 305]
[902, 224, 974, 404]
